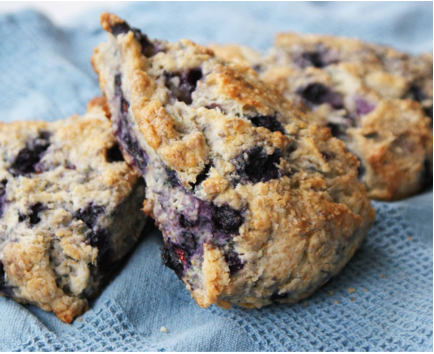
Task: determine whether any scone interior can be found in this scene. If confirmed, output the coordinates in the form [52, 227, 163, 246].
[92, 13, 375, 309]
[210, 36, 433, 201]
[0, 100, 147, 323]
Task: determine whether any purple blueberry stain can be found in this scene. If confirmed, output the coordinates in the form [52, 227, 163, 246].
[249, 114, 285, 133]
[236, 147, 282, 184]
[298, 83, 344, 109]
[179, 214, 198, 229]
[164, 68, 203, 104]
[110, 23, 158, 58]
[165, 168, 181, 187]
[113, 76, 148, 173]
[9, 132, 51, 176]
[225, 251, 244, 274]
[355, 97, 375, 116]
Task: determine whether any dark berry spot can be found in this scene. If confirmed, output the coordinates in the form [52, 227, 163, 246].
[181, 231, 197, 251]
[237, 147, 282, 184]
[0, 262, 6, 289]
[114, 74, 122, 96]
[115, 91, 148, 172]
[191, 163, 211, 188]
[179, 214, 198, 229]
[106, 143, 124, 163]
[121, 97, 129, 118]
[355, 97, 375, 116]
[9, 133, 51, 176]
[166, 168, 180, 187]
[321, 152, 331, 161]
[225, 251, 244, 274]
[111, 23, 131, 36]
[298, 84, 343, 109]
[75, 205, 104, 230]
[164, 68, 203, 104]
[249, 114, 285, 133]
[18, 202, 44, 225]
[301, 52, 325, 68]
[0, 179, 7, 218]
[408, 85, 426, 102]
[161, 244, 188, 279]
[252, 64, 263, 73]
[212, 204, 243, 234]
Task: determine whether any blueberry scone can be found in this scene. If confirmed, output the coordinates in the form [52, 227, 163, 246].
[211, 35, 433, 200]
[92, 14, 375, 309]
[0, 99, 147, 323]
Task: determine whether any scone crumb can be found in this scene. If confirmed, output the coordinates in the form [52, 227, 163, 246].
[363, 288, 368, 292]
[78, 317, 82, 322]
[334, 300, 339, 304]
[350, 297, 355, 302]
[347, 288, 356, 294]
[381, 275, 386, 279]
[160, 326, 169, 333]
[328, 291, 334, 296]
[407, 236, 413, 241]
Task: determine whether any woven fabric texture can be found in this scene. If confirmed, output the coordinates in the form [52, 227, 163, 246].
[0, 2, 432, 351]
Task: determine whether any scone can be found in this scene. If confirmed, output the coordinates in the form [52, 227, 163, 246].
[0, 99, 147, 323]
[210, 35, 433, 200]
[92, 13, 375, 309]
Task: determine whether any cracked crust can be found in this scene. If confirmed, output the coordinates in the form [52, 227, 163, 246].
[210, 35, 433, 201]
[92, 13, 375, 309]
[0, 100, 147, 323]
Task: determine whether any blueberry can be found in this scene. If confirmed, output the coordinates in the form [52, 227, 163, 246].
[298, 84, 343, 109]
[191, 163, 211, 188]
[9, 133, 51, 176]
[161, 244, 188, 279]
[224, 252, 244, 274]
[111, 23, 131, 36]
[106, 143, 124, 163]
[18, 202, 44, 225]
[179, 214, 198, 229]
[237, 147, 282, 184]
[181, 231, 197, 252]
[249, 114, 285, 133]
[165, 168, 180, 187]
[164, 68, 203, 104]
[75, 205, 105, 230]
[212, 204, 243, 234]
[301, 52, 325, 68]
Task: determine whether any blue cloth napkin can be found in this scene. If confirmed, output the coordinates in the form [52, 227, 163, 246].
[0, 2, 432, 351]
